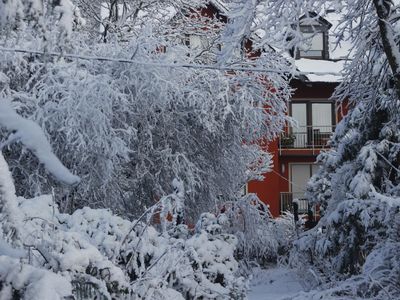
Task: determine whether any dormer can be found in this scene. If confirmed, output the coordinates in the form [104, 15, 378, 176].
[296, 12, 332, 60]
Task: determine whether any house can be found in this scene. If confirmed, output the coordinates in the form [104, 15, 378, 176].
[247, 11, 350, 217]
[172, 3, 351, 218]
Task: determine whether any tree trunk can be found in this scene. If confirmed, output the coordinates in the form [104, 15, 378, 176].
[373, 0, 400, 99]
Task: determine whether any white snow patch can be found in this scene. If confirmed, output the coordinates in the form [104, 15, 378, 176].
[247, 267, 304, 300]
[295, 58, 345, 82]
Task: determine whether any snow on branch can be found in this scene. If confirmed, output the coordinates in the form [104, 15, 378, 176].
[218, 0, 257, 65]
[0, 0, 79, 36]
[0, 101, 80, 185]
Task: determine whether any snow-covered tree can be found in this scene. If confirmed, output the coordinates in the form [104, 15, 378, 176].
[285, 1, 400, 298]
[0, 0, 292, 220]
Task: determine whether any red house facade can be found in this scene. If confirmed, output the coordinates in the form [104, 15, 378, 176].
[247, 12, 350, 217]
[248, 80, 349, 217]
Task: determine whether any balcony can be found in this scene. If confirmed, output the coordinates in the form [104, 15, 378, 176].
[280, 192, 310, 214]
[279, 125, 335, 154]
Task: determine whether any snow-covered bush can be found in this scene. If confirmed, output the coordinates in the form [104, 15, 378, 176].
[0, 152, 73, 299]
[130, 213, 246, 299]
[272, 212, 297, 259]
[0, 150, 247, 299]
[222, 194, 296, 266]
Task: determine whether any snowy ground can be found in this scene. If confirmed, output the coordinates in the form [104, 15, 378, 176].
[247, 267, 304, 300]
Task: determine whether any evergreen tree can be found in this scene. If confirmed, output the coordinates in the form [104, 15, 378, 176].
[293, 1, 400, 297]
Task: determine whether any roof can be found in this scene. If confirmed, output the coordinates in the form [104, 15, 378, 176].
[205, 3, 351, 83]
[242, 5, 350, 83]
[294, 58, 346, 83]
[299, 11, 332, 29]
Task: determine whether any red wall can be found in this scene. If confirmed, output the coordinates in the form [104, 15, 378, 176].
[247, 140, 281, 217]
[248, 145, 320, 217]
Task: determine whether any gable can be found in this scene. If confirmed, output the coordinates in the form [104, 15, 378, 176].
[299, 12, 332, 29]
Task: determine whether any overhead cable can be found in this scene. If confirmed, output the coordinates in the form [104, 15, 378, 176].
[0, 46, 342, 77]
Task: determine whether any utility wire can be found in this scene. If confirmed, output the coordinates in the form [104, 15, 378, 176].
[0, 46, 342, 77]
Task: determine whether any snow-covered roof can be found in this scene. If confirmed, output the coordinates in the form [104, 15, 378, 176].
[206, 3, 351, 83]
[237, 5, 351, 83]
[295, 58, 346, 83]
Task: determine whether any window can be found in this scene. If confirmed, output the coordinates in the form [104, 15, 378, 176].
[290, 163, 320, 197]
[299, 32, 324, 58]
[218, 41, 244, 61]
[312, 103, 332, 132]
[185, 35, 210, 57]
[291, 103, 307, 148]
[189, 35, 209, 51]
[240, 183, 248, 197]
[291, 102, 333, 128]
[289, 101, 334, 148]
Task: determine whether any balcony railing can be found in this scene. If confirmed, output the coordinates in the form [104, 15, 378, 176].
[280, 192, 310, 214]
[279, 125, 335, 152]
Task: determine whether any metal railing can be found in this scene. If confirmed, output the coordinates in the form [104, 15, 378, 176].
[280, 192, 310, 214]
[279, 125, 335, 151]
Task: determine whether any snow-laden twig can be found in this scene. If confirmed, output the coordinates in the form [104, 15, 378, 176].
[0, 101, 80, 185]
